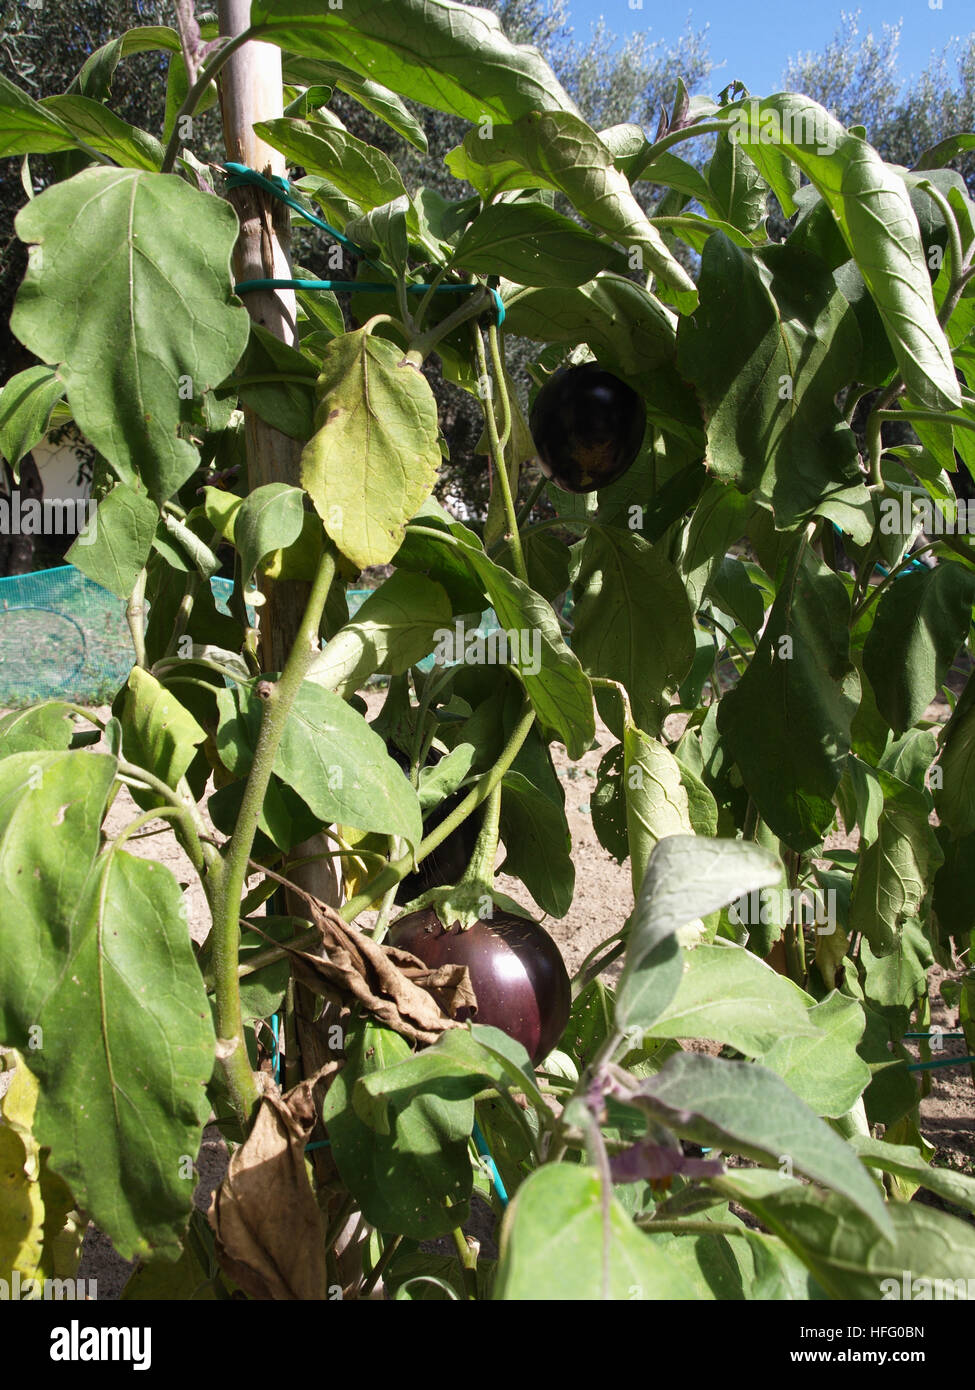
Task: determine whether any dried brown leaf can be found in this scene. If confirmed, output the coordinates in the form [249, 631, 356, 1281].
[209, 1087, 328, 1300]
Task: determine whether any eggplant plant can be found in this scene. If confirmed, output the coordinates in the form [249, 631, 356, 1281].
[1, 0, 975, 1303]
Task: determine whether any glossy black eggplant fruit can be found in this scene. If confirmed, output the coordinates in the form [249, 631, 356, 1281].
[388, 908, 571, 1064]
[387, 744, 478, 905]
[529, 361, 646, 493]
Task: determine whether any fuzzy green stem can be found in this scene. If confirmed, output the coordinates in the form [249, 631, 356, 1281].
[160, 27, 257, 174]
[126, 568, 148, 668]
[474, 326, 528, 584]
[208, 545, 337, 1126]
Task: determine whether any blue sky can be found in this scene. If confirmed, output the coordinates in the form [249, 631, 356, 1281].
[566, 0, 967, 99]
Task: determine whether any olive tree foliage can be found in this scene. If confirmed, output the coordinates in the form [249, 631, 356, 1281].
[782, 10, 975, 190]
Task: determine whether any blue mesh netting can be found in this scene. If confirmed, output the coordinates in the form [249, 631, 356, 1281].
[0, 566, 400, 708]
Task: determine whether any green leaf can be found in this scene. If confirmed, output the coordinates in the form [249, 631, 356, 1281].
[757, 991, 872, 1116]
[255, 118, 407, 211]
[353, 1025, 547, 1135]
[0, 703, 76, 756]
[718, 549, 858, 851]
[0, 751, 116, 1044]
[301, 326, 441, 568]
[936, 671, 975, 836]
[863, 564, 975, 735]
[66, 481, 158, 600]
[849, 1135, 975, 1215]
[457, 550, 595, 760]
[730, 94, 959, 412]
[848, 763, 943, 956]
[448, 111, 696, 305]
[494, 1164, 702, 1300]
[116, 668, 206, 801]
[39, 96, 163, 170]
[718, 1169, 974, 1299]
[282, 57, 428, 151]
[677, 238, 863, 528]
[622, 727, 695, 896]
[499, 768, 573, 918]
[0, 365, 65, 473]
[631, 1054, 892, 1237]
[234, 483, 306, 583]
[322, 1023, 472, 1240]
[448, 201, 621, 288]
[308, 571, 452, 696]
[0, 70, 81, 156]
[216, 680, 422, 850]
[616, 836, 782, 1033]
[643, 944, 823, 1057]
[706, 130, 767, 235]
[31, 848, 214, 1261]
[571, 526, 695, 736]
[12, 168, 249, 505]
[230, 323, 317, 441]
[253, 0, 579, 126]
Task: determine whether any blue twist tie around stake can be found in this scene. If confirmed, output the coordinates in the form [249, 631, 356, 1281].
[223, 162, 503, 325]
[223, 161, 371, 261]
[472, 1119, 509, 1208]
[270, 1012, 281, 1086]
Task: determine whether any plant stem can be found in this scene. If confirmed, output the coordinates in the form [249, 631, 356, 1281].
[515, 475, 548, 529]
[115, 760, 214, 877]
[404, 286, 491, 362]
[357, 1233, 402, 1299]
[637, 1218, 743, 1235]
[208, 545, 337, 1127]
[160, 27, 257, 174]
[473, 325, 528, 584]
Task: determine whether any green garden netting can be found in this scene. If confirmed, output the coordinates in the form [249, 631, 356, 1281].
[0, 566, 387, 709]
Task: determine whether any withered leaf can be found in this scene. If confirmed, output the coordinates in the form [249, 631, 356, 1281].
[209, 1086, 328, 1300]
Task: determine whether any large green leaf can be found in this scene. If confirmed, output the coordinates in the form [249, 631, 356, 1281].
[447, 112, 696, 303]
[729, 94, 960, 412]
[0, 704, 76, 757]
[233, 483, 306, 584]
[677, 238, 863, 527]
[255, 117, 406, 211]
[66, 481, 159, 600]
[457, 549, 595, 761]
[281, 56, 428, 151]
[622, 727, 694, 896]
[493, 1164, 702, 1300]
[0, 752, 115, 1046]
[0, 70, 82, 156]
[31, 847, 214, 1261]
[39, 95, 163, 170]
[757, 991, 872, 1116]
[12, 168, 249, 504]
[448, 202, 621, 288]
[499, 768, 573, 918]
[863, 563, 975, 735]
[643, 944, 823, 1057]
[571, 526, 695, 736]
[252, 0, 579, 126]
[849, 1136, 975, 1216]
[936, 670, 975, 836]
[616, 836, 782, 1033]
[718, 549, 858, 851]
[630, 1053, 891, 1236]
[116, 668, 206, 802]
[0, 365, 65, 473]
[353, 1025, 548, 1133]
[848, 761, 943, 956]
[216, 680, 422, 849]
[308, 571, 452, 696]
[301, 327, 441, 568]
[322, 1022, 472, 1239]
[718, 1169, 975, 1299]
